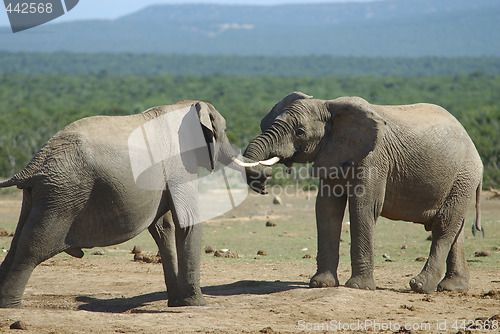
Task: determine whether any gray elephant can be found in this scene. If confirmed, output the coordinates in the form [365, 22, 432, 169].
[0, 100, 243, 308]
[236, 92, 482, 294]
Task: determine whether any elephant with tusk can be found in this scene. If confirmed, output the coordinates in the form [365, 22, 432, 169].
[0, 100, 249, 308]
[240, 91, 483, 294]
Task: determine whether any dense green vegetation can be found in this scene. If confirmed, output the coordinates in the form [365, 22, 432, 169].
[0, 72, 499, 187]
[2, 52, 500, 77]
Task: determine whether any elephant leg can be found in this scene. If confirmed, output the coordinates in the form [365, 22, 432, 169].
[345, 189, 383, 290]
[0, 207, 67, 308]
[173, 214, 206, 307]
[148, 211, 180, 306]
[310, 181, 347, 288]
[0, 192, 32, 284]
[437, 220, 469, 292]
[410, 190, 470, 293]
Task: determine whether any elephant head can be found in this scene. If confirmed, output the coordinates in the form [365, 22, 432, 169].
[196, 101, 240, 170]
[238, 92, 386, 192]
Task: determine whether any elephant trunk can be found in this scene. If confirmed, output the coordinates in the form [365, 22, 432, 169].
[240, 134, 279, 194]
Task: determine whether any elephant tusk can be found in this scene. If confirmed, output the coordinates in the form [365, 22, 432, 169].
[259, 157, 280, 166]
[231, 157, 259, 168]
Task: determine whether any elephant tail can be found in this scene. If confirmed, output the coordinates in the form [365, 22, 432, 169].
[0, 177, 18, 188]
[0, 171, 32, 188]
[472, 181, 483, 237]
[0, 144, 50, 189]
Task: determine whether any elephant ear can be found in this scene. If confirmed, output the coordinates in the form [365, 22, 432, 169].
[261, 91, 313, 131]
[195, 101, 216, 171]
[313, 97, 386, 178]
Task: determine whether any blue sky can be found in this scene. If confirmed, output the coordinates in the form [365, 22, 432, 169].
[1, 0, 379, 27]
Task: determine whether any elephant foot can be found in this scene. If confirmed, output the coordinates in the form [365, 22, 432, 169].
[409, 273, 440, 294]
[309, 272, 339, 288]
[345, 275, 376, 290]
[0, 297, 22, 309]
[437, 274, 469, 293]
[170, 294, 207, 307]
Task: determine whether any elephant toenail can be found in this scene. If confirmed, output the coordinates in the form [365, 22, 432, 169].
[410, 279, 416, 284]
[418, 283, 423, 289]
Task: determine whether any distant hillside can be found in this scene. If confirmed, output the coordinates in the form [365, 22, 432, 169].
[0, 0, 499, 56]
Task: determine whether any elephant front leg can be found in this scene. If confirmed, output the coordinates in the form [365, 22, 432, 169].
[148, 212, 179, 306]
[174, 221, 206, 306]
[310, 184, 347, 288]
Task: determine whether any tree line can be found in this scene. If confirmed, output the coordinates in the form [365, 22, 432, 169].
[1, 52, 500, 77]
[0, 72, 498, 187]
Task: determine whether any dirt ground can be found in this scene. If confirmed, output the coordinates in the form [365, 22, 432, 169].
[0, 190, 499, 334]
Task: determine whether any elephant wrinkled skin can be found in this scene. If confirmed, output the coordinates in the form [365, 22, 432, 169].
[241, 92, 483, 294]
[0, 100, 242, 308]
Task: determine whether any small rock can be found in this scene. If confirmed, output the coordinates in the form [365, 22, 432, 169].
[382, 254, 390, 259]
[133, 252, 161, 263]
[0, 228, 9, 237]
[92, 250, 105, 256]
[300, 247, 308, 251]
[214, 249, 239, 258]
[401, 245, 408, 249]
[480, 290, 500, 299]
[415, 257, 426, 262]
[205, 246, 217, 253]
[143, 254, 161, 263]
[257, 250, 268, 256]
[266, 221, 277, 227]
[142, 255, 154, 263]
[421, 295, 434, 302]
[260, 327, 276, 334]
[400, 304, 416, 311]
[272, 196, 283, 205]
[10, 321, 27, 330]
[475, 251, 491, 257]
[131, 246, 143, 254]
[302, 254, 314, 259]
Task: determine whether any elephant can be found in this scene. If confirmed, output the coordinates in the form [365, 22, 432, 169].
[236, 92, 483, 294]
[0, 100, 245, 308]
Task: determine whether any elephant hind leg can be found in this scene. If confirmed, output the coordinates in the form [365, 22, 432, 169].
[410, 186, 472, 294]
[0, 191, 32, 285]
[0, 206, 69, 308]
[437, 219, 469, 292]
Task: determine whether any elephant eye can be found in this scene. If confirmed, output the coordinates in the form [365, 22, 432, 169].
[295, 128, 306, 136]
